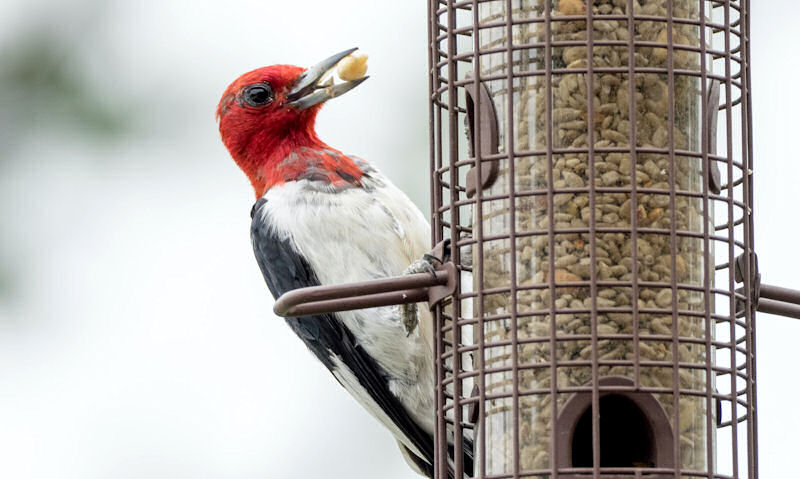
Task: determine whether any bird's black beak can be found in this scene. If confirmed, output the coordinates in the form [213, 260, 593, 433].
[286, 47, 368, 110]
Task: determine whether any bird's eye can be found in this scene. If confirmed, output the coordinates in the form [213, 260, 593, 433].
[242, 83, 274, 107]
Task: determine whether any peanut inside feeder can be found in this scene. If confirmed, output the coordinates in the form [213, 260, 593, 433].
[471, 0, 712, 473]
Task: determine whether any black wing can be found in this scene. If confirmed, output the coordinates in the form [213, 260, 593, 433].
[250, 198, 437, 475]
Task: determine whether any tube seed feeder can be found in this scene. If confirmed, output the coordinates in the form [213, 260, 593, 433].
[273, 1, 800, 477]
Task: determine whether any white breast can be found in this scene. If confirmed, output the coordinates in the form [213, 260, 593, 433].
[260, 173, 436, 436]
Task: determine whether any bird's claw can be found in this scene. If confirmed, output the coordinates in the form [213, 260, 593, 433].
[400, 254, 441, 335]
[401, 303, 417, 337]
[405, 258, 436, 277]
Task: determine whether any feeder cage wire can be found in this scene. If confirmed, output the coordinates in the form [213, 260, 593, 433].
[428, 0, 757, 477]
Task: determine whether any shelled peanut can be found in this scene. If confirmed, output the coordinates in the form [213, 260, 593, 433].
[474, 0, 711, 473]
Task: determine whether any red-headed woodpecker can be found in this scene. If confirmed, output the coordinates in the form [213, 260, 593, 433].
[217, 48, 471, 478]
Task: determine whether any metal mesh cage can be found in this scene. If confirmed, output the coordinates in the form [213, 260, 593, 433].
[427, 0, 756, 477]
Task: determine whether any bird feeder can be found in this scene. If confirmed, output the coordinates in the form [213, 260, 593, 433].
[272, 1, 800, 477]
[426, 0, 798, 478]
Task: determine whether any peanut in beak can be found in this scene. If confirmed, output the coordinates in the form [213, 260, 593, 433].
[336, 53, 369, 82]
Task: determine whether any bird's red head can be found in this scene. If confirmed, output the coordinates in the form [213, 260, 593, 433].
[217, 48, 368, 197]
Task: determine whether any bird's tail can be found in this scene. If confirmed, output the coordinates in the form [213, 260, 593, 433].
[446, 435, 474, 479]
[400, 435, 473, 479]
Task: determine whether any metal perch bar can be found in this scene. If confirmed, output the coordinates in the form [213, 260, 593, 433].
[756, 282, 800, 320]
[759, 284, 800, 306]
[273, 265, 454, 317]
[757, 299, 800, 320]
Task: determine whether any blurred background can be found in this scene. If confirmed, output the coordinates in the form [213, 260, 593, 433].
[0, 0, 797, 478]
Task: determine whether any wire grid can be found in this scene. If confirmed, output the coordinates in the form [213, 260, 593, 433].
[427, 1, 755, 478]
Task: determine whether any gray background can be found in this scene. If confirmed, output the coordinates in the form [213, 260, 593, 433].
[0, 0, 796, 477]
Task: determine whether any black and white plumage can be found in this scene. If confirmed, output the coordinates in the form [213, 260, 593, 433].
[251, 157, 449, 476]
[217, 51, 472, 477]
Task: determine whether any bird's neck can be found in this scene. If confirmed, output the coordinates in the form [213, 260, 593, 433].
[237, 127, 364, 197]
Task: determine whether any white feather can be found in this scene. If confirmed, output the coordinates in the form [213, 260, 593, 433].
[260, 168, 436, 455]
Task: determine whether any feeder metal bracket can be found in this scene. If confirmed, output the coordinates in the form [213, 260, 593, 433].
[735, 252, 800, 320]
[465, 77, 500, 197]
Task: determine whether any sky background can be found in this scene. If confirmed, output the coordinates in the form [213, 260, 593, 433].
[0, 1, 797, 478]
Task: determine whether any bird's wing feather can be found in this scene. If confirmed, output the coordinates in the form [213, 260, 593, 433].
[250, 198, 435, 468]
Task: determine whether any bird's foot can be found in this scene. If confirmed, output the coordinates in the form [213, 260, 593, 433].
[405, 254, 440, 277]
[400, 303, 418, 337]
[400, 254, 442, 336]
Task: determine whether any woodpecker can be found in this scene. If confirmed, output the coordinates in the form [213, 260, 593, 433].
[217, 48, 470, 478]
